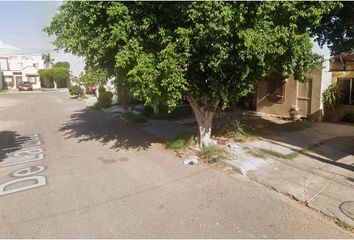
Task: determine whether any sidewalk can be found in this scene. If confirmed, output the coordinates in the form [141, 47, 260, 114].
[226, 122, 354, 228]
[94, 102, 354, 228]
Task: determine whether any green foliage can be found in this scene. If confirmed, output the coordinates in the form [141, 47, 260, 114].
[69, 85, 82, 97]
[45, 2, 337, 111]
[166, 133, 195, 149]
[198, 145, 229, 163]
[38, 65, 70, 88]
[78, 67, 108, 87]
[53, 61, 70, 69]
[341, 112, 354, 123]
[311, 2, 354, 55]
[42, 53, 54, 68]
[38, 68, 53, 79]
[98, 85, 106, 93]
[52, 67, 70, 87]
[322, 84, 343, 110]
[97, 91, 113, 108]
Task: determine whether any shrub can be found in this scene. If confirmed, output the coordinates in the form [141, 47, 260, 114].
[98, 85, 106, 93]
[198, 145, 229, 164]
[97, 90, 113, 108]
[69, 85, 82, 97]
[166, 133, 195, 149]
[341, 112, 354, 123]
[322, 84, 343, 110]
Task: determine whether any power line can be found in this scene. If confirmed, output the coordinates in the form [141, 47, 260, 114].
[0, 31, 48, 38]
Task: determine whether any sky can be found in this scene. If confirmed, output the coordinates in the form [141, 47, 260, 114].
[0, 1, 84, 76]
[0, 1, 331, 77]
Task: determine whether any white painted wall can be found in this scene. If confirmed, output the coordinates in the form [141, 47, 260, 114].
[0, 55, 44, 89]
[8, 55, 44, 70]
[320, 57, 332, 110]
[22, 66, 41, 89]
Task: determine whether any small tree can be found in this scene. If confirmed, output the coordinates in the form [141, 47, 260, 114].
[52, 67, 70, 88]
[322, 84, 343, 111]
[38, 68, 54, 87]
[38, 66, 69, 88]
[53, 61, 70, 69]
[42, 53, 54, 68]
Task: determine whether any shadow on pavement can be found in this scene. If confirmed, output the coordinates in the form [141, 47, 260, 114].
[59, 107, 160, 150]
[0, 131, 22, 161]
[214, 113, 354, 172]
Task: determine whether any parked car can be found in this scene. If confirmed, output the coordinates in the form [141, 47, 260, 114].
[18, 82, 33, 91]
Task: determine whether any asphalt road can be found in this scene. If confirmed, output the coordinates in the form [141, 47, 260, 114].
[0, 91, 352, 238]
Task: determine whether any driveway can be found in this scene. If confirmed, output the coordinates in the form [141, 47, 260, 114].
[0, 91, 352, 238]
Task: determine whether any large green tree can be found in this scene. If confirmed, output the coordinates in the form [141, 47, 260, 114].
[46, 2, 337, 147]
[311, 2, 353, 55]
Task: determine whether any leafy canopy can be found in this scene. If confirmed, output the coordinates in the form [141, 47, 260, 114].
[311, 2, 354, 55]
[53, 61, 70, 69]
[46, 2, 337, 110]
[77, 67, 108, 87]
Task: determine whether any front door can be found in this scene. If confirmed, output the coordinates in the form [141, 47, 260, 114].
[297, 79, 312, 117]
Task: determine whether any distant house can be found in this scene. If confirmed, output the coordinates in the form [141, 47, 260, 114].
[0, 55, 44, 89]
[251, 66, 324, 121]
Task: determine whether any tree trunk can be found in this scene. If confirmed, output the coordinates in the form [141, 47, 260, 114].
[152, 99, 159, 116]
[96, 84, 100, 98]
[119, 86, 129, 113]
[186, 95, 220, 148]
[53, 80, 57, 89]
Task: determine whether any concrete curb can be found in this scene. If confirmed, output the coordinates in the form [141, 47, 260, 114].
[223, 158, 354, 232]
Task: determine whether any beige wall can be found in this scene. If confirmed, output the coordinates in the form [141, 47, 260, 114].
[255, 68, 322, 120]
[330, 58, 354, 72]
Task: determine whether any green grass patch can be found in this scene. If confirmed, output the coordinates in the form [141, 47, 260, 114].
[248, 150, 268, 159]
[214, 120, 258, 141]
[166, 133, 195, 149]
[198, 144, 230, 163]
[123, 112, 147, 124]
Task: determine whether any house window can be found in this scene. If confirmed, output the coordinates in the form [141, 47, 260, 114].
[267, 74, 286, 99]
[338, 78, 354, 105]
[27, 75, 36, 83]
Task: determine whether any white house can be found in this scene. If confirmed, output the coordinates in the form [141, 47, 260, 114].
[0, 55, 44, 89]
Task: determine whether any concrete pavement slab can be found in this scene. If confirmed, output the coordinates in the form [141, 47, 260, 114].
[143, 120, 196, 140]
[225, 122, 354, 229]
